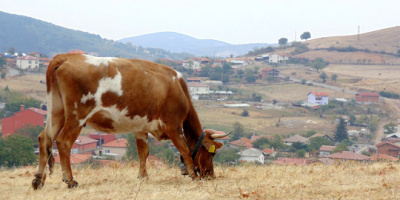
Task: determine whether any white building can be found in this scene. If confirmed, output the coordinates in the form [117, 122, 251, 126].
[187, 82, 210, 96]
[238, 148, 265, 164]
[268, 53, 289, 63]
[182, 60, 201, 70]
[308, 92, 329, 105]
[17, 56, 39, 69]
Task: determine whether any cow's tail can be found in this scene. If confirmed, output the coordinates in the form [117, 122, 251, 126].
[179, 78, 203, 143]
[43, 54, 68, 174]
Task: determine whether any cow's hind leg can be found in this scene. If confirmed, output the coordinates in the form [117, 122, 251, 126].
[56, 122, 82, 188]
[32, 120, 63, 190]
[135, 133, 149, 178]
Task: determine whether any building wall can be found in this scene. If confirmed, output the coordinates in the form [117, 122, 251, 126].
[1, 110, 44, 136]
[17, 59, 39, 69]
[356, 95, 379, 104]
[377, 143, 400, 156]
[319, 151, 331, 157]
[102, 147, 127, 160]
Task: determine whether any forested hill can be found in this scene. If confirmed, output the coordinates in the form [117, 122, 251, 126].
[0, 11, 191, 60]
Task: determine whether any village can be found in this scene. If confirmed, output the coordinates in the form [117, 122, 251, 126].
[2, 48, 400, 169]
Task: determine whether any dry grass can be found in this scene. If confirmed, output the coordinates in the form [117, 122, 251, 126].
[1, 162, 400, 199]
[0, 74, 47, 102]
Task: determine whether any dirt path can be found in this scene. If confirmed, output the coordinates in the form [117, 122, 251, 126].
[374, 98, 400, 144]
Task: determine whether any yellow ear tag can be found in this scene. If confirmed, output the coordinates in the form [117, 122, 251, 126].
[209, 145, 216, 153]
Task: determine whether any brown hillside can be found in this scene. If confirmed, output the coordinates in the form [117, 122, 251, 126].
[306, 26, 400, 54]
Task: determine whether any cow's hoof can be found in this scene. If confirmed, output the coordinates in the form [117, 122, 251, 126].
[179, 163, 189, 175]
[67, 180, 79, 188]
[32, 178, 44, 190]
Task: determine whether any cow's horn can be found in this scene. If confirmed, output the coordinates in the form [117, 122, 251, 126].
[211, 131, 232, 139]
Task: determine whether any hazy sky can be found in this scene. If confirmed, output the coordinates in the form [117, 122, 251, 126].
[1, 0, 399, 44]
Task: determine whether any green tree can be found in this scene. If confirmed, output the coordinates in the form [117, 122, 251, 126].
[319, 72, 328, 83]
[311, 57, 328, 72]
[245, 69, 257, 83]
[300, 32, 311, 41]
[295, 149, 306, 158]
[15, 124, 44, 146]
[7, 47, 15, 55]
[270, 134, 286, 149]
[308, 137, 333, 151]
[332, 142, 349, 153]
[252, 138, 270, 149]
[0, 57, 7, 68]
[384, 122, 397, 134]
[0, 134, 36, 167]
[1, 72, 6, 79]
[213, 148, 240, 163]
[334, 118, 348, 142]
[125, 133, 138, 161]
[278, 38, 288, 46]
[305, 130, 317, 137]
[331, 74, 338, 82]
[231, 122, 245, 141]
[157, 148, 175, 165]
[349, 115, 356, 125]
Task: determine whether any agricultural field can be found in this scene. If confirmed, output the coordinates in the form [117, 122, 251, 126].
[1, 162, 400, 199]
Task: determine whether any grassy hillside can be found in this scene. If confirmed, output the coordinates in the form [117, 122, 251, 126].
[0, 11, 191, 60]
[1, 162, 399, 199]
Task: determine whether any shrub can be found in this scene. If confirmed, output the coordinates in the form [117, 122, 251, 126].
[241, 109, 249, 117]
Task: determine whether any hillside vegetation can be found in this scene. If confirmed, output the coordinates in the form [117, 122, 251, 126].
[0, 11, 191, 60]
[1, 162, 399, 199]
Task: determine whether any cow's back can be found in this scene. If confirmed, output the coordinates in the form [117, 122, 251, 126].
[49, 54, 190, 137]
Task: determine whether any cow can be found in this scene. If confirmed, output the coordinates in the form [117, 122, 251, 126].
[32, 53, 230, 189]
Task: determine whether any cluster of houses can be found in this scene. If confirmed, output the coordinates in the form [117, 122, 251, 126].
[2, 52, 51, 69]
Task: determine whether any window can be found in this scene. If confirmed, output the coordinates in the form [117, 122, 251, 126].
[105, 150, 110, 153]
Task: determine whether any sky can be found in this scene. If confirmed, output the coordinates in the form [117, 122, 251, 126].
[1, 0, 399, 44]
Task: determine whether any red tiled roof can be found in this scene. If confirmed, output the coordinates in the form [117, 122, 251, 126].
[319, 145, 335, 152]
[103, 138, 128, 148]
[27, 107, 47, 115]
[75, 136, 98, 145]
[230, 138, 253, 148]
[17, 55, 39, 60]
[326, 151, 370, 160]
[54, 153, 92, 164]
[274, 158, 311, 165]
[376, 141, 400, 149]
[40, 57, 51, 61]
[370, 154, 399, 161]
[261, 68, 273, 72]
[262, 148, 275, 154]
[309, 92, 329, 97]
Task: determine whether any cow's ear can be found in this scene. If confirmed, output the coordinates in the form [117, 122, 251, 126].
[203, 140, 223, 153]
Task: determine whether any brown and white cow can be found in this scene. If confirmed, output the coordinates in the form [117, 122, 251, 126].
[32, 53, 229, 189]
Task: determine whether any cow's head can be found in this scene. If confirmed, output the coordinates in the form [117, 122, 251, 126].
[193, 129, 231, 179]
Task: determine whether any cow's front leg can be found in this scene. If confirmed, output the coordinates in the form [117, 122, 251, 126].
[135, 133, 149, 178]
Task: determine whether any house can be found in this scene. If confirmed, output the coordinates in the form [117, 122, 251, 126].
[6, 58, 16, 67]
[375, 141, 400, 157]
[226, 58, 251, 67]
[1, 105, 47, 136]
[268, 53, 289, 63]
[187, 82, 210, 95]
[355, 93, 379, 104]
[16, 55, 39, 69]
[262, 148, 277, 158]
[274, 157, 311, 165]
[182, 59, 201, 70]
[283, 134, 309, 146]
[89, 132, 116, 147]
[229, 137, 253, 149]
[326, 151, 370, 163]
[308, 92, 329, 105]
[53, 153, 92, 165]
[70, 136, 98, 154]
[319, 145, 335, 157]
[238, 148, 265, 164]
[39, 57, 51, 68]
[102, 138, 128, 160]
[186, 78, 202, 83]
[260, 68, 280, 80]
[370, 154, 399, 162]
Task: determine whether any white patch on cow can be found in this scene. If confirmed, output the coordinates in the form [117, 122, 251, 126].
[74, 102, 78, 109]
[84, 54, 116, 67]
[81, 92, 94, 104]
[135, 133, 148, 143]
[79, 70, 123, 126]
[175, 70, 183, 79]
